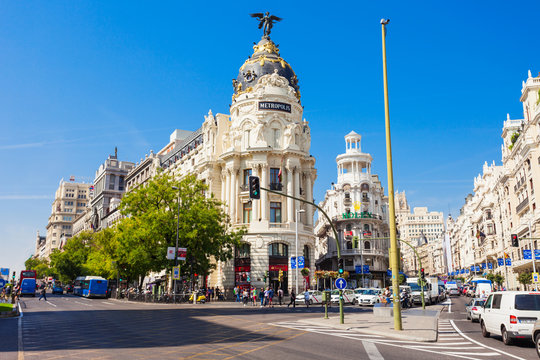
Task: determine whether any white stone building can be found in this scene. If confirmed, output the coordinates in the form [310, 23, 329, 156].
[314, 132, 390, 288]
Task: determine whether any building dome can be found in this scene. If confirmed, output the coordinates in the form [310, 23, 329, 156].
[233, 37, 300, 100]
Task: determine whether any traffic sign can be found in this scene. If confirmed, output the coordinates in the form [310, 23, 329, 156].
[0, 279, 5, 288]
[172, 266, 180, 280]
[298, 256, 305, 269]
[533, 272, 539, 284]
[335, 277, 347, 290]
[0, 268, 8, 276]
[524, 249, 532, 260]
[291, 257, 296, 269]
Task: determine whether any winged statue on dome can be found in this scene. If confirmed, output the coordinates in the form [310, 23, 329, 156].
[250, 12, 282, 37]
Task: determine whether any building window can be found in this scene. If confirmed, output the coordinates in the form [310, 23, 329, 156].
[269, 243, 288, 257]
[273, 129, 281, 148]
[364, 241, 371, 250]
[243, 202, 252, 224]
[270, 202, 282, 223]
[270, 168, 280, 184]
[303, 245, 310, 268]
[119, 176, 125, 191]
[243, 169, 252, 185]
[235, 243, 251, 258]
[109, 174, 116, 190]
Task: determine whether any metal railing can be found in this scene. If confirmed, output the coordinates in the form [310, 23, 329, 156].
[516, 197, 529, 213]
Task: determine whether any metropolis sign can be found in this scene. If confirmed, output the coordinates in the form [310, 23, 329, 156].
[258, 101, 291, 113]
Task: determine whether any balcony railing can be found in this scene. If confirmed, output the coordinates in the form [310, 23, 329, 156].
[516, 197, 529, 214]
[269, 183, 283, 191]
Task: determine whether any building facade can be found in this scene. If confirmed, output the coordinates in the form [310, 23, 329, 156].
[314, 132, 390, 288]
[449, 70, 540, 290]
[37, 180, 92, 259]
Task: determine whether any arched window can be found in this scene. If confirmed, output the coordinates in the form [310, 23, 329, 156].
[235, 243, 250, 258]
[364, 241, 371, 250]
[346, 241, 352, 249]
[361, 183, 370, 191]
[364, 224, 370, 232]
[346, 224, 352, 231]
[269, 243, 288, 257]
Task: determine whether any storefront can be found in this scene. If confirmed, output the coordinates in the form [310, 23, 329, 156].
[269, 242, 289, 293]
[235, 243, 251, 291]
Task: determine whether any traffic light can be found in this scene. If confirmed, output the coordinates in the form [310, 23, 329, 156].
[278, 269, 283, 282]
[511, 234, 519, 247]
[12, 271, 15, 280]
[249, 176, 260, 199]
[420, 268, 425, 281]
[338, 258, 344, 275]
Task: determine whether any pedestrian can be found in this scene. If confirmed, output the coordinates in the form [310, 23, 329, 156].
[252, 287, 258, 306]
[234, 286, 240, 302]
[268, 287, 274, 307]
[287, 288, 296, 308]
[304, 289, 310, 308]
[384, 287, 391, 306]
[242, 288, 249, 306]
[264, 287, 270, 306]
[259, 287, 265, 307]
[277, 288, 284, 306]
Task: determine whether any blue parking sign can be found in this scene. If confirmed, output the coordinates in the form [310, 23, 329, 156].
[524, 249, 532, 260]
[0, 268, 8, 276]
[505, 257, 512, 266]
[298, 256, 305, 269]
[497, 258, 503, 266]
[0, 279, 5, 288]
[535, 250, 540, 260]
[291, 257, 296, 269]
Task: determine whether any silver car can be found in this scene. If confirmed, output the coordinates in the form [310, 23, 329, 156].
[532, 319, 540, 358]
[465, 298, 486, 322]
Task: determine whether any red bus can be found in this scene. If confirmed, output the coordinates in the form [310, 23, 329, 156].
[20, 270, 37, 281]
[19, 270, 37, 296]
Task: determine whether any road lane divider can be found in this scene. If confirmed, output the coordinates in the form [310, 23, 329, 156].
[45, 301, 57, 307]
[18, 302, 24, 360]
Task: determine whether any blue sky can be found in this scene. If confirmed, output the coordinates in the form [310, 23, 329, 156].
[1, 1, 539, 275]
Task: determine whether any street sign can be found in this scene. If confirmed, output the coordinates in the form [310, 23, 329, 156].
[497, 258, 503, 266]
[488, 263, 493, 269]
[0, 268, 8, 276]
[523, 249, 532, 260]
[505, 257, 512, 266]
[533, 272, 540, 284]
[0, 279, 5, 288]
[535, 249, 540, 260]
[335, 277, 347, 290]
[363, 265, 370, 274]
[297, 256, 305, 269]
[291, 257, 296, 269]
[172, 266, 180, 280]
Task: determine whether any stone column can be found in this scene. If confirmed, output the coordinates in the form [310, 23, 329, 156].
[294, 167, 300, 216]
[225, 169, 231, 216]
[287, 165, 294, 223]
[231, 169, 237, 223]
[261, 164, 268, 221]
[253, 165, 259, 221]
[306, 171, 313, 225]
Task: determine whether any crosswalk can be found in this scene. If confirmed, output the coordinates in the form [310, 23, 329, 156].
[270, 319, 505, 360]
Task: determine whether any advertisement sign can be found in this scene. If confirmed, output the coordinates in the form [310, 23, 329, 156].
[172, 266, 180, 280]
[269, 264, 288, 271]
[167, 247, 187, 260]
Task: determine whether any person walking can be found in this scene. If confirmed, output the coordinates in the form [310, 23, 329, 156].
[38, 287, 47, 301]
[252, 287, 258, 306]
[277, 288, 284, 306]
[234, 286, 240, 302]
[242, 288, 249, 306]
[287, 288, 296, 308]
[268, 287, 274, 307]
[304, 289, 310, 308]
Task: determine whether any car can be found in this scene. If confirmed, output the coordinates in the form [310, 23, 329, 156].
[64, 284, 74, 293]
[52, 285, 63, 295]
[295, 290, 323, 305]
[467, 287, 476, 297]
[330, 289, 355, 304]
[353, 288, 368, 305]
[449, 288, 460, 296]
[532, 319, 540, 358]
[465, 298, 486, 322]
[480, 291, 540, 345]
[356, 288, 382, 306]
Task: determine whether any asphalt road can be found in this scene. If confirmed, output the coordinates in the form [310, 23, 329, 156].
[0, 293, 537, 360]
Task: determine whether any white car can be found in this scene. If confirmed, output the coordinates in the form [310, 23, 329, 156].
[448, 288, 460, 296]
[356, 288, 382, 306]
[480, 291, 540, 345]
[330, 289, 355, 304]
[294, 290, 323, 305]
[465, 298, 486, 322]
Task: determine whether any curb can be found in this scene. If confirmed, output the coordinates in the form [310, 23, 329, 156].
[0, 303, 19, 318]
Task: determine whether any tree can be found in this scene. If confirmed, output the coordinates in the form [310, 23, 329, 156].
[518, 272, 532, 288]
[118, 171, 246, 287]
[24, 257, 55, 279]
[49, 231, 94, 283]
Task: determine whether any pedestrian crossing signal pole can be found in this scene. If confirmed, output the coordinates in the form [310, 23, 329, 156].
[381, 18, 403, 331]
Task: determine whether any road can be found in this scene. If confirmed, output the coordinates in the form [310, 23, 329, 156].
[0, 292, 536, 360]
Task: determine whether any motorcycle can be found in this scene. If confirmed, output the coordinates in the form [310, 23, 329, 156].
[400, 292, 412, 309]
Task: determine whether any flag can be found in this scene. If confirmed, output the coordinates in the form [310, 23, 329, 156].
[476, 230, 486, 240]
[277, 157, 284, 182]
[69, 175, 75, 181]
[420, 231, 428, 244]
[504, 252, 509, 259]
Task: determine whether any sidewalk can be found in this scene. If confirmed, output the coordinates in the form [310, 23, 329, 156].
[298, 307, 441, 342]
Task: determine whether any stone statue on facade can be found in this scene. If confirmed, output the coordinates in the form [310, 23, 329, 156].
[250, 12, 282, 37]
[253, 121, 266, 145]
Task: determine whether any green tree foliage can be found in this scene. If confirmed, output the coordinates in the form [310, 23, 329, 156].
[24, 257, 55, 279]
[49, 231, 94, 283]
[518, 272, 532, 286]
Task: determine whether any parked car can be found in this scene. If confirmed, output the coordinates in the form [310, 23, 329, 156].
[52, 285, 63, 295]
[64, 284, 74, 293]
[480, 291, 540, 345]
[295, 290, 323, 305]
[330, 289, 355, 304]
[465, 298, 486, 322]
[449, 288, 460, 296]
[356, 288, 382, 306]
[532, 319, 540, 357]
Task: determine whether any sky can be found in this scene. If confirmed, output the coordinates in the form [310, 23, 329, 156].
[1, 1, 539, 275]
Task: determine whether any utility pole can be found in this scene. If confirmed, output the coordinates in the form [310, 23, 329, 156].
[381, 18, 402, 330]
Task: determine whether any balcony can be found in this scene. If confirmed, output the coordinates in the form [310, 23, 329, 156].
[269, 182, 283, 191]
[240, 184, 249, 191]
[516, 197, 529, 214]
[361, 196, 370, 203]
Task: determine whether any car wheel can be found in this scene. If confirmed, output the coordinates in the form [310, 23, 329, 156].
[309, 299, 313, 305]
[535, 332, 540, 358]
[466, 312, 470, 320]
[502, 326, 513, 345]
[481, 321, 490, 338]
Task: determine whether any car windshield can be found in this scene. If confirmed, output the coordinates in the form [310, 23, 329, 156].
[331, 290, 339, 295]
[515, 294, 540, 310]
[473, 300, 486, 306]
[407, 283, 424, 291]
[364, 290, 377, 295]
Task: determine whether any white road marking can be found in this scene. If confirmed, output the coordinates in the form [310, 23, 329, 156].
[18, 302, 24, 360]
[362, 340, 384, 360]
[74, 301, 92, 307]
[449, 320, 526, 360]
[446, 352, 500, 357]
[45, 301, 57, 307]
[102, 302, 114, 305]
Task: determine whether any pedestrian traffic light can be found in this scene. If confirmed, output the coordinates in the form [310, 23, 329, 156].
[338, 258, 344, 275]
[420, 268, 425, 281]
[511, 234, 519, 247]
[249, 176, 260, 199]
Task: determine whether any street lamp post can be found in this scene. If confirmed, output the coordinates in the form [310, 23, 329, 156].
[172, 186, 180, 302]
[296, 209, 305, 295]
[528, 216, 537, 291]
[381, 18, 402, 331]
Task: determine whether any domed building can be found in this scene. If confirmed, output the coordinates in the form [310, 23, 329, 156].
[133, 31, 317, 295]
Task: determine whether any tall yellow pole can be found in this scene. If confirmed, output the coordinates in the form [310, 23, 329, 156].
[381, 18, 402, 331]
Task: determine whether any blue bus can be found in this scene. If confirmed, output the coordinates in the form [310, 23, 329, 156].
[73, 276, 108, 298]
[20, 278, 36, 297]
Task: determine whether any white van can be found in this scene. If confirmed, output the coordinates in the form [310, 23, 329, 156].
[480, 291, 540, 345]
[406, 277, 439, 305]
